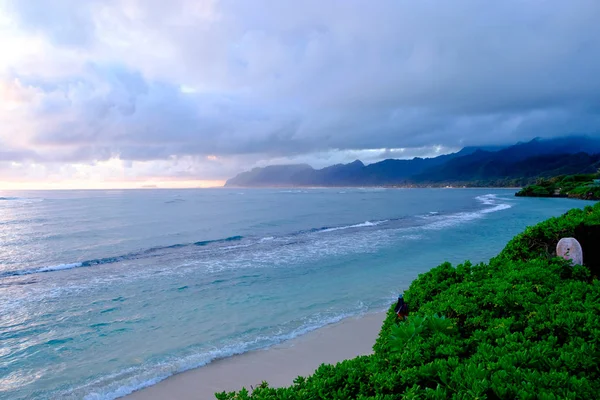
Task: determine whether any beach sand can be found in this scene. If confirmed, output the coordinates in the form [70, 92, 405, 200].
[124, 311, 386, 400]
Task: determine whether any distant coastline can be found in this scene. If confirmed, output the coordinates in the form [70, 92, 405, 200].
[225, 136, 600, 189]
[515, 173, 600, 201]
[224, 184, 523, 189]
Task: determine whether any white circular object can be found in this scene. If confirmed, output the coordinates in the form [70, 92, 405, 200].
[556, 237, 583, 266]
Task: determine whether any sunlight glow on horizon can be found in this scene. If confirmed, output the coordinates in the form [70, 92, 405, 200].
[0, 179, 226, 190]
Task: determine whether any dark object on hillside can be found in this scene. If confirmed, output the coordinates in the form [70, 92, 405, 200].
[573, 224, 600, 277]
[394, 294, 409, 320]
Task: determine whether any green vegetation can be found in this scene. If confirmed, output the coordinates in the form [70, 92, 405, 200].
[216, 203, 600, 400]
[516, 173, 600, 200]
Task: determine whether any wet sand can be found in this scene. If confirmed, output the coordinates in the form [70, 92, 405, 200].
[124, 311, 386, 399]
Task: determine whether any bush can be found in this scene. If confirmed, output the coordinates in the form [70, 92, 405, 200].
[516, 173, 600, 200]
[216, 203, 600, 400]
[515, 184, 553, 197]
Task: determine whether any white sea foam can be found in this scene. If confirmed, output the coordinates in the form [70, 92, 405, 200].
[222, 243, 255, 250]
[198, 224, 415, 275]
[474, 193, 498, 205]
[37, 262, 84, 273]
[11, 262, 84, 276]
[423, 194, 512, 230]
[7, 195, 508, 279]
[480, 203, 512, 214]
[320, 220, 388, 233]
[68, 309, 370, 400]
[399, 234, 423, 241]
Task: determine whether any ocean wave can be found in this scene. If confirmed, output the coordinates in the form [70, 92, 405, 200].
[422, 194, 512, 230]
[474, 193, 498, 206]
[65, 308, 372, 400]
[36, 262, 84, 273]
[164, 199, 185, 204]
[2, 261, 103, 278]
[194, 236, 243, 246]
[319, 220, 388, 233]
[222, 243, 255, 250]
[0, 236, 246, 278]
[480, 203, 512, 214]
[0, 277, 38, 288]
[1, 196, 509, 279]
[0, 196, 43, 204]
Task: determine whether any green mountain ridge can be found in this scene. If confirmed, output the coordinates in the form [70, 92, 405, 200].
[226, 136, 600, 187]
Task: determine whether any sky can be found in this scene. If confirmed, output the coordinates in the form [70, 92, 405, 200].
[1, 0, 600, 189]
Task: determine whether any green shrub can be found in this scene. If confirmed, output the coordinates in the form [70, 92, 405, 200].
[516, 184, 554, 197]
[493, 204, 600, 263]
[216, 203, 600, 400]
[517, 172, 600, 200]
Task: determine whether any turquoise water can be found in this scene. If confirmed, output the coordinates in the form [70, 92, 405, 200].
[0, 188, 594, 399]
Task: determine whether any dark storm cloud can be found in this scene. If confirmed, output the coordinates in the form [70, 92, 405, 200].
[2, 0, 600, 176]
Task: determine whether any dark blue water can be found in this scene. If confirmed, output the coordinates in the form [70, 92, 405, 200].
[0, 188, 593, 399]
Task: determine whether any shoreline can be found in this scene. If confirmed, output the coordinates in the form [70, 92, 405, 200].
[123, 311, 387, 400]
[515, 193, 600, 201]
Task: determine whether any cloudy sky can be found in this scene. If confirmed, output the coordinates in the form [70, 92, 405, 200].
[1, 0, 599, 188]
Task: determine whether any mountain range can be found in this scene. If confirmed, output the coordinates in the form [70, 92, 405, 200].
[225, 136, 600, 187]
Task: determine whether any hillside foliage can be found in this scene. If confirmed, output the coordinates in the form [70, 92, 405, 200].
[516, 174, 600, 200]
[216, 202, 600, 399]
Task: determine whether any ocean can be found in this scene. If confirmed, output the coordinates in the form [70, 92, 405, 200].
[0, 188, 593, 399]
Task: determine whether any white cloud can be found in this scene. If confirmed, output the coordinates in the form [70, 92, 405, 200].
[0, 0, 600, 186]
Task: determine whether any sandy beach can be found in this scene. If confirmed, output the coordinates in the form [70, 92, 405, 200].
[124, 311, 386, 400]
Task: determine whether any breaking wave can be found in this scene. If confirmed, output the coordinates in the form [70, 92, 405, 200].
[320, 220, 388, 233]
[0, 236, 246, 278]
[60, 306, 373, 400]
[423, 194, 512, 230]
[0, 194, 511, 279]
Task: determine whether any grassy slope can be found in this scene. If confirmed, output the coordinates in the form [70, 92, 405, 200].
[217, 203, 600, 400]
